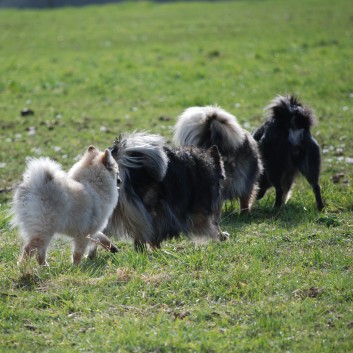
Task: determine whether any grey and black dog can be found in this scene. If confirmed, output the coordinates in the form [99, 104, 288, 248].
[106, 132, 228, 250]
[174, 106, 263, 213]
[253, 95, 324, 210]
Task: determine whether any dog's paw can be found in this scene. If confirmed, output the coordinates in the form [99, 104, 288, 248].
[109, 243, 119, 253]
[219, 231, 230, 241]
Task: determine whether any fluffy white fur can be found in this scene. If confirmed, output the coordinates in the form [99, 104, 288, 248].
[173, 105, 245, 150]
[10, 147, 119, 265]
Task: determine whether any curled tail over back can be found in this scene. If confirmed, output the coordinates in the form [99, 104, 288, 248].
[111, 132, 168, 181]
[173, 106, 246, 155]
[174, 106, 263, 212]
[21, 157, 64, 187]
[10, 157, 65, 230]
[107, 132, 170, 242]
[265, 95, 316, 129]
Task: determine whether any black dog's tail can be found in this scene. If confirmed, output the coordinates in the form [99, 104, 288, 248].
[111, 132, 169, 181]
[107, 132, 169, 243]
[173, 105, 246, 155]
[265, 95, 316, 129]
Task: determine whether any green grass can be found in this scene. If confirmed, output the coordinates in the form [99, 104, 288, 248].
[0, 0, 353, 351]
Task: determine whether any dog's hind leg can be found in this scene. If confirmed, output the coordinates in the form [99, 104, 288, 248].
[239, 195, 253, 214]
[274, 183, 292, 208]
[215, 220, 229, 241]
[72, 236, 90, 265]
[213, 203, 229, 240]
[282, 173, 296, 205]
[191, 214, 227, 242]
[311, 183, 324, 211]
[149, 242, 162, 251]
[274, 187, 285, 208]
[272, 170, 296, 208]
[271, 176, 286, 208]
[256, 175, 271, 201]
[299, 147, 324, 210]
[87, 232, 119, 259]
[275, 175, 296, 208]
[20, 235, 52, 266]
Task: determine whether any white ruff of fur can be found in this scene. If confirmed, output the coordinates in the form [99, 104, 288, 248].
[10, 153, 118, 244]
[173, 105, 245, 150]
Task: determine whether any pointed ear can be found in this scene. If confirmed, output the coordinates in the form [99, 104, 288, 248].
[86, 145, 99, 159]
[114, 134, 122, 145]
[208, 145, 220, 161]
[102, 149, 112, 167]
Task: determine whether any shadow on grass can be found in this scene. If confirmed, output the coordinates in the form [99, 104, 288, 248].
[11, 242, 147, 291]
[220, 200, 322, 230]
[14, 272, 43, 290]
[12, 254, 117, 291]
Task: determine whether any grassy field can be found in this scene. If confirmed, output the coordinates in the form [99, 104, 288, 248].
[0, 0, 353, 351]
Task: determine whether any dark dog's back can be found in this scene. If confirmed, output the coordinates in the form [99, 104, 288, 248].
[253, 95, 323, 210]
[108, 133, 227, 249]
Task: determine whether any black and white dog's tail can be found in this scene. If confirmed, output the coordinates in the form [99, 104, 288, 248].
[174, 105, 263, 212]
[107, 132, 169, 244]
[266, 95, 316, 129]
[173, 105, 246, 155]
[111, 132, 168, 181]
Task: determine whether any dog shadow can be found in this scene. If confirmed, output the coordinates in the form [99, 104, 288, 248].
[13, 250, 124, 291]
[221, 198, 321, 231]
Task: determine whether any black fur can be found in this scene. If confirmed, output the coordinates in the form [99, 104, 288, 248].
[107, 133, 227, 250]
[253, 95, 324, 210]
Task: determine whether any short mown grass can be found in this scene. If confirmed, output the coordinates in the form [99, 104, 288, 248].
[0, 0, 353, 351]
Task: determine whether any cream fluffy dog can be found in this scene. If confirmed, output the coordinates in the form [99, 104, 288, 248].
[10, 146, 120, 265]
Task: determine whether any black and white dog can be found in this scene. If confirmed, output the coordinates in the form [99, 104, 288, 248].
[174, 106, 263, 213]
[253, 95, 324, 210]
[106, 132, 228, 250]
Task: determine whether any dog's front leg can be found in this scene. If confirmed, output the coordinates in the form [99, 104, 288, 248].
[134, 239, 148, 252]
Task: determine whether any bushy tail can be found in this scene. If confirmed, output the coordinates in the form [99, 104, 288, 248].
[173, 105, 245, 155]
[111, 132, 169, 181]
[9, 157, 64, 228]
[265, 95, 316, 127]
[21, 157, 64, 186]
[107, 132, 169, 242]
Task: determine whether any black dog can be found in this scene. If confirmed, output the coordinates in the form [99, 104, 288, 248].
[106, 132, 228, 250]
[253, 95, 324, 210]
